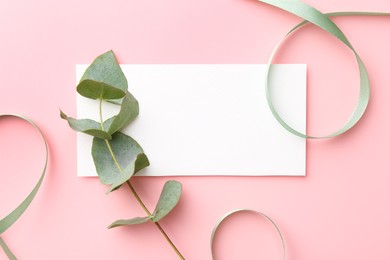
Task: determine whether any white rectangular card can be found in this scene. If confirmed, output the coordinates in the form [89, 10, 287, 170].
[76, 64, 306, 176]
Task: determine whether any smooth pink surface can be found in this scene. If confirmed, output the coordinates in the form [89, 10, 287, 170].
[1, 0, 389, 259]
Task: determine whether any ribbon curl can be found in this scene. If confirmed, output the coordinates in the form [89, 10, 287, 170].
[211, 209, 286, 260]
[212, 1, 390, 258]
[0, 114, 48, 259]
[262, 0, 390, 138]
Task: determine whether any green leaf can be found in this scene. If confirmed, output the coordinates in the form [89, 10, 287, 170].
[77, 50, 128, 100]
[102, 116, 116, 130]
[107, 216, 151, 229]
[106, 154, 144, 193]
[60, 110, 111, 140]
[106, 97, 123, 105]
[152, 180, 182, 222]
[92, 132, 150, 192]
[134, 153, 150, 174]
[107, 92, 139, 135]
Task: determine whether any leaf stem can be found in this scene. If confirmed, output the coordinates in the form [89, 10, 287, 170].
[98, 98, 184, 259]
[126, 181, 185, 260]
[99, 98, 123, 173]
[99, 97, 104, 130]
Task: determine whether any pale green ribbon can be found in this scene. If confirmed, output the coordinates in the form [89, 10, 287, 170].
[211, 0, 390, 258]
[0, 114, 48, 260]
[262, 0, 390, 139]
[211, 209, 286, 260]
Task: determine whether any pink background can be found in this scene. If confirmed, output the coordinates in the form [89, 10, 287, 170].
[1, 0, 390, 259]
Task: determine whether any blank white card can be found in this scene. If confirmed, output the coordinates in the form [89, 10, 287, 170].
[76, 64, 306, 176]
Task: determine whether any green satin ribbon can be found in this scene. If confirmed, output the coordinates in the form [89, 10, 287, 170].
[211, 1, 390, 258]
[211, 209, 286, 260]
[261, 0, 390, 139]
[0, 114, 48, 260]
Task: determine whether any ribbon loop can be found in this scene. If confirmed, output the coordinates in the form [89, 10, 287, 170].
[0, 114, 48, 259]
[211, 209, 286, 260]
[260, 0, 390, 138]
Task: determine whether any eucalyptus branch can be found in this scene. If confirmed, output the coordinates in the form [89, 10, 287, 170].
[98, 97, 184, 259]
[126, 182, 185, 260]
[61, 50, 184, 259]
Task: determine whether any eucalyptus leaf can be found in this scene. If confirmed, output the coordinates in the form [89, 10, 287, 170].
[108, 216, 151, 229]
[60, 50, 185, 258]
[106, 155, 140, 193]
[107, 153, 149, 194]
[60, 110, 111, 140]
[92, 132, 150, 190]
[103, 116, 116, 131]
[152, 180, 182, 222]
[77, 50, 128, 100]
[106, 97, 123, 105]
[107, 92, 139, 135]
[134, 153, 150, 174]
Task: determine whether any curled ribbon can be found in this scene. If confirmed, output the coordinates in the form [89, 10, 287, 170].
[260, 0, 390, 138]
[211, 1, 390, 258]
[0, 114, 48, 259]
[211, 209, 286, 260]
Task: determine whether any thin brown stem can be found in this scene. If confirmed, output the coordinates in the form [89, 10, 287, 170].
[126, 181, 185, 260]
